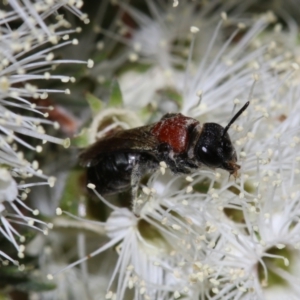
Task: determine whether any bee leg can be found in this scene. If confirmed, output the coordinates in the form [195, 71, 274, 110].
[131, 163, 142, 216]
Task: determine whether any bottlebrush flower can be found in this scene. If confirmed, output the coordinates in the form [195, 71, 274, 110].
[0, 0, 91, 261]
[39, 1, 300, 300]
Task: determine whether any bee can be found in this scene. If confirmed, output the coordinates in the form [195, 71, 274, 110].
[80, 102, 249, 198]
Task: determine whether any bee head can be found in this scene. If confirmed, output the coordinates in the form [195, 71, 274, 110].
[194, 101, 249, 175]
[195, 123, 239, 174]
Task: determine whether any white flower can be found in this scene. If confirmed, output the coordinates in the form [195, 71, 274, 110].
[120, 1, 241, 69]
[49, 188, 186, 299]
[109, 2, 229, 111]
[88, 107, 143, 144]
[119, 67, 183, 111]
[0, 168, 18, 202]
[0, 0, 91, 260]
[41, 1, 300, 299]
[104, 208, 175, 300]
[196, 129, 300, 299]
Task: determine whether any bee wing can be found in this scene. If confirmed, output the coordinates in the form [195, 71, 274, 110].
[79, 125, 158, 167]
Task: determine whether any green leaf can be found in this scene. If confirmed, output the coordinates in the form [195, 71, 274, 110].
[157, 88, 182, 107]
[15, 280, 56, 292]
[85, 92, 104, 116]
[60, 170, 85, 215]
[71, 128, 89, 148]
[0, 293, 10, 300]
[117, 62, 152, 76]
[0, 265, 56, 292]
[108, 79, 123, 107]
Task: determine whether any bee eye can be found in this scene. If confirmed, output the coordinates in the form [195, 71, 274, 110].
[197, 145, 223, 168]
[195, 123, 229, 169]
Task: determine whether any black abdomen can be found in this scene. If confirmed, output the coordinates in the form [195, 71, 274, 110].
[87, 152, 158, 195]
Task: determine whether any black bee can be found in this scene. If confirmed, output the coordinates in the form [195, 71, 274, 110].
[79, 102, 249, 198]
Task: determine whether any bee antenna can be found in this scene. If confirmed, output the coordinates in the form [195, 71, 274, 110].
[222, 101, 250, 137]
[222, 78, 257, 138]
